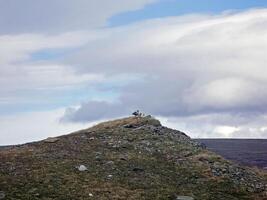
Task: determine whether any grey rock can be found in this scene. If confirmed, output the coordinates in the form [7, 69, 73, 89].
[77, 165, 88, 172]
[119, 155, 128, 161]
[123, 124, 136, 128]
[132, 167, 144, 172]
[176, 196, 194, 200]
[44, 137, 59, 143]
[106, 161, 115, 165]
[0, 191, 5, 199]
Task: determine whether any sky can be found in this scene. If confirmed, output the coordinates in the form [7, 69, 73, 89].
[1, 0, 267, 145]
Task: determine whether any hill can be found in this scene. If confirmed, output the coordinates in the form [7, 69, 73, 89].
[0, 116, 266, 200]
[196, 139, 267, 169]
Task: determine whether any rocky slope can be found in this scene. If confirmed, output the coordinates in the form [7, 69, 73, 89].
[0, 116, 266, 200]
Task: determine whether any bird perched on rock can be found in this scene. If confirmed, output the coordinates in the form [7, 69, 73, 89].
[132, 110, 143, 117]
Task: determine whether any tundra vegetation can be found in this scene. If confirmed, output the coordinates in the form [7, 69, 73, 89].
[0, 116, 266, 200]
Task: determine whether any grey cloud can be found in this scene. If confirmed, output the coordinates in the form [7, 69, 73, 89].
[62, 101, 131, 122]
[61, 9, 267, 138]
[64, 9, 267, 79]
[0, 5, 266, 138]
[0, 31, 106, 107]
[0, 0, 157, 34]
[159, 113, 267, 138]
[62, 75, 267, 123]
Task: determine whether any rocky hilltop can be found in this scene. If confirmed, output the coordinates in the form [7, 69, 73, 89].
[0, 116, 267, 200]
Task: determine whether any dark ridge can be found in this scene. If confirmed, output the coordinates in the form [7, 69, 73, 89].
[196, 139, 267, 169]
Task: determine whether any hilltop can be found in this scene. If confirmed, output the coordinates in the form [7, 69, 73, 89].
[0, 116, 267, 200]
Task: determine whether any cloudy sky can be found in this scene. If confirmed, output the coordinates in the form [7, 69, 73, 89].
[1, 0, 267, 145]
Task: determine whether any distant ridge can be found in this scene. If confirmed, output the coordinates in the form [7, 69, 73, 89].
[197, 139, 267, 169]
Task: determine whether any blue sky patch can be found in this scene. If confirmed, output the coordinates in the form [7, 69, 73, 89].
[109, 0, 267, 26]
[31, 48, 81, 61]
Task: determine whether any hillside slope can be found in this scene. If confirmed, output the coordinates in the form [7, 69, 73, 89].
[0, 116, 266, 200]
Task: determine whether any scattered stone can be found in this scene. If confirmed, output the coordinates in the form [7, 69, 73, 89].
[119, 156, 128, 161]
[112, 145, 120, 148]
[132, 167, 144, 172]
[123, 124, 135, 129]
[77, 165, 88, 172]
[28, 188, 38, 194]
[140, 140, 151, 146]
[0, 115, 266, 199]
[34, 193, 40, 197]
[176, 196, 194, 200]
[44, 137, 59, 143]
[106, 161, 114, 165]
[0, 191, 5, 199]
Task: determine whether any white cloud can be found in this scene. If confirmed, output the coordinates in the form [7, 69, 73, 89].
[159, 113, 267, 139]
[0, 32, 90, 65]
[61, 9, 267, 138]
[0, 32, 105, 106]
[1, 8, 267, 141]
[184, 77, 267, 111]
[64, 9, 267, 77]
[213, 126, 240, 138]
[0, 109, 97, 146]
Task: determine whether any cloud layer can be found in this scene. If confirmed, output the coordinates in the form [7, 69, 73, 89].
[0, 32, 106, 110]
[62, 9, 267, 138]
[1, 5, 267, 142]
[0, 109, 96, 145]
[0, 0, 157, 33]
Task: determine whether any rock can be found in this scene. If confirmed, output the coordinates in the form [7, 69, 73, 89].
[132, 167, 144, 172]
[176, 196, 194, 200]
[0, 191, 5, 199]
[44, 137, 59, 143]
[119, 155, 128, 161]
[123, 124, 135, 129]
[28, 188, 38, 194]
[106, 161, 114, 165]
[77, 165, 88, 172]
[89, 193, 93, 197]
[140, 140, 151, 146]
